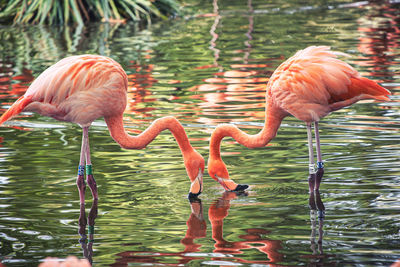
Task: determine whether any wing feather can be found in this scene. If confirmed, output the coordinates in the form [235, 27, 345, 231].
[15, 55, 128, 125]
[26, 55, 127, 104]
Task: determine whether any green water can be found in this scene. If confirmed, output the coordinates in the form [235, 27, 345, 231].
[0, 0, 399, 266]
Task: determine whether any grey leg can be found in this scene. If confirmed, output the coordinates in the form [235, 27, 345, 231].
[314, 122, 324, 191]
[83, 127, 98, 200]
[77, 129, 87, 204]
[314, 122, 324, 169]
[307, 122, 316, 192]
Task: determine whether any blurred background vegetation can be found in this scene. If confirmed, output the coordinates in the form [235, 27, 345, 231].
[0, 0, 181, 25]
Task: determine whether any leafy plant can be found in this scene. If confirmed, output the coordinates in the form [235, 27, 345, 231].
[0, 0, 180, 25]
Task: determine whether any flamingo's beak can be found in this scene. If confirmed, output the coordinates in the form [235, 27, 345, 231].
[215, 174, 232, 191]
[188, 168, 203, 200]
[215, 174, 249, 192]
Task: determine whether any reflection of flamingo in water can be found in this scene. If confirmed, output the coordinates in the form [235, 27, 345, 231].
[111, 192, 282, 266]
[305, 187, 327, 264]
[302, 170, 337, 265]
[209, 191, 283, 264]
[208, 46, 391, 192]
[112, 199, 207, 266]
[181, 199, 207, 253]
[78, 199, 98, 265]
[0, 55, 205, 204]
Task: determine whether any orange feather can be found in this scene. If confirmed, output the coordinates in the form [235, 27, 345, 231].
[337, 77, 390, 102]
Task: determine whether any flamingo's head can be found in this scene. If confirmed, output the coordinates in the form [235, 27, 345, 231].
[207, 156, 242, 191]
[208, 157, 229, 181]
[185, 150, 205, 200]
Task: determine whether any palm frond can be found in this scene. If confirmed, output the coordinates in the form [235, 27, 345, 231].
[0, 0, 181, 25]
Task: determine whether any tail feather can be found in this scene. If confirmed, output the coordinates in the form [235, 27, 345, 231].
[348, 77, 391, 101]
[0, 95, 33, 125]
[330, 77, 391, 103]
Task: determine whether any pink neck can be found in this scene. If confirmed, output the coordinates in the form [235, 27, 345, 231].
[209, 101, 287, 159]
[105, 115, 193, 154]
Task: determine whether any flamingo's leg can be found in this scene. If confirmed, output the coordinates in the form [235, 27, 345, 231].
[314, 122, 324, 191]
[306, 122, 316, 192]
[83, 126, 98, 200]
[77, 128, 87, 205]
[314, 122, 324, 169]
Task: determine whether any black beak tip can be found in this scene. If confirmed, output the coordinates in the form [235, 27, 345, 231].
[188, 191, 201, 201]
[234, 184, 249, 192]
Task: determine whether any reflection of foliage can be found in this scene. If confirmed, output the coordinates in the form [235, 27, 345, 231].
[0, 22, 158, 105]
[0, 0, 180, 25]
[0, 23, 149, 72]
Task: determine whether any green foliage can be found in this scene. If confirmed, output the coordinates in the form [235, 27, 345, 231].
[0, 0, 180, 25]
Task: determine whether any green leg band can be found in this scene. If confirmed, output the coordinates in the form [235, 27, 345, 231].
[86, 165, 93, 175]
[88, 225, 95, 234]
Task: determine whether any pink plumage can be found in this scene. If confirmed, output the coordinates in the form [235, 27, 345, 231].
[23, 55, 127, 126]
[268, 46, 390, 122]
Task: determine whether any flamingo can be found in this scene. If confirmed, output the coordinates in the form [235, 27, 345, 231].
[39, 256, 91, 267]
[0, 55, 205, 204]
[207, 46, 391, 192]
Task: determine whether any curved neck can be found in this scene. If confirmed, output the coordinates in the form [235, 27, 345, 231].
[105, 115, 193, 154]
[209, 101, 286, 159]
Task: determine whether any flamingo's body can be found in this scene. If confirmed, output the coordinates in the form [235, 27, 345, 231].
[208, 46, 391, 192]
[0, 55, 204, 203]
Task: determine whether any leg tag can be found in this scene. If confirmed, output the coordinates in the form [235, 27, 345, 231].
[86, 165, 93, 175]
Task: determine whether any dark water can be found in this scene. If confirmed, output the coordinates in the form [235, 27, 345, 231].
[0, 0, 399, 266]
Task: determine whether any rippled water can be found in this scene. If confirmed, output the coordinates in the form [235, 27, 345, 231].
[0, 0, 399, 266]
